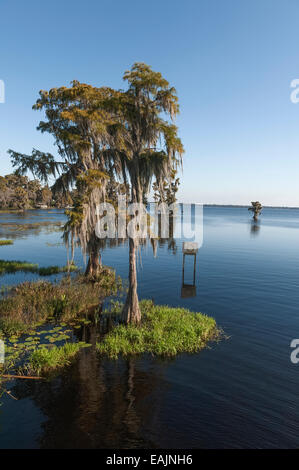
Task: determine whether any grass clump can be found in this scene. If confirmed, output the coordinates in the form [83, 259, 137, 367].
[97, 300, 220, 359]
[0, 270, 121, 336]
[0, 259, 78, 277]
[0, 240, 13, 246]
[0, 317, 30, 336]
[0, 259, 38, 275]
[38, 264, 78, 276]
[27, 343, 91, 376]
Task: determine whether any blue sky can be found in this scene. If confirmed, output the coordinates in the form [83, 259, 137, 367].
[1, 0, 299, 206]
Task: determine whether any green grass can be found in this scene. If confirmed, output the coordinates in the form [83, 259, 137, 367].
[38, 264, 78, 276]
[0, 259, 38, 275]
[0, 259, 78, 277]
[0, 317, 30, 336]
[97, 300, 220, 359]
[0, 240, 13, 246]
[28, 342, 91, 375]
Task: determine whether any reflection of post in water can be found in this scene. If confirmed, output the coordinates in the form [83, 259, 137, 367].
[181, 242, 198, 298]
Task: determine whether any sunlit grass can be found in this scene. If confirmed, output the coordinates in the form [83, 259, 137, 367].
[0, 259, 38, 275]
[0, 271, 121, 336]
[27, 342, 91, 376]
[97, 300, 220, 359]
[38, 264, 78, 276]
[0, 240, 13, 246]
[0, 259, 79, 277]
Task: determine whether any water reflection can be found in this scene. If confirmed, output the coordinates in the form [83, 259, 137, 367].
[2, 207, 299, 449]
[250, 221, 261, 237]
[181, 243, 198, 298]
[12, 348, 165, 448]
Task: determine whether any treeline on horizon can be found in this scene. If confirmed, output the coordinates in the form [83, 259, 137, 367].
[0, 169, 180, 211]
[0, 173, 73, 210]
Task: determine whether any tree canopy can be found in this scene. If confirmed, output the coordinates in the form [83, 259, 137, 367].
[0, 174, 54, 210]
[8, 62, 184, 323]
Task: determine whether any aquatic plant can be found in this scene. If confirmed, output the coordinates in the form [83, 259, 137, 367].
[0, 259, 79, 277]
[27, 342, 91, 376]
[0, 240, 13, 246]
[0, 259, 38, 275]
[97, 300, 220, 359]
[0, 271, 121, 335]
[38, 264, 78, 276]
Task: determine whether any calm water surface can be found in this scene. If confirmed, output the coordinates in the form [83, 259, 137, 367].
[0, 206, 299, 449]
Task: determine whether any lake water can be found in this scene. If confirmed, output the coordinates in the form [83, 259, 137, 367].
[0, 206, 299, 449]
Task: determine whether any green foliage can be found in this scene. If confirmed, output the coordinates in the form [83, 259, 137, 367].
[38, 264, 78, 276]
[0, 318, 30, 336]
[248, 201, 262, 220]
[0, 240, 13, 246]
[28, 343, 91, 376]
[8, 64, 185, 324]
[0, 259, 38, 275]
[0, 259, 78, 277]
[0, 173, 54, 210]
[0, 317, 93, 375]
[8, 149, 62, 184]
[153, 169, 180, 205]
[97, 300, 220, 359]
[0, 271, 119, 335]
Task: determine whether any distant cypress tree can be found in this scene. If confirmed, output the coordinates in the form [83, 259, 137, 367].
[248, 201, 262, 221]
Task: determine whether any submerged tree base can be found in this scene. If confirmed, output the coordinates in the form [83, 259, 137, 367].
[97, 300, 221, 359]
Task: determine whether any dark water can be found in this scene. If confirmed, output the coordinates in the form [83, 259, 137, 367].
[0, 206, 299, 449]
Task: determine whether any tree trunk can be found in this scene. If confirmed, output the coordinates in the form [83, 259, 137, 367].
[85, 249, 101, 277]
[121, 238, 141, 325]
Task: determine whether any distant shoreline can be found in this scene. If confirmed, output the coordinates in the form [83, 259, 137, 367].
[202, 204, 299, 209]
[1, 204, 299, 213]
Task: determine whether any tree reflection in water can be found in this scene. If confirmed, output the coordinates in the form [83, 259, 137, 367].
[12, 325, 168, 449]
[250, 221, 261, 237]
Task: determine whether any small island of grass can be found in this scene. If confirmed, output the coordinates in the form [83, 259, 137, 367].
[0, 240, 14, 246]
[0, 259, 38, 275]
[97, 300, 220, 359]
[27, 342, 91, 376]
[0, 259, 79, 276]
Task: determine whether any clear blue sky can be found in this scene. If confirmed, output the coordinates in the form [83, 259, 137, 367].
[1, 0, 299, 206]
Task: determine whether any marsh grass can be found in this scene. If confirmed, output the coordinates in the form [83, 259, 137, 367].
[0, 259, 38, 275]
[27, 342, 91, 376]
[97, 300, 220, 359]
[0, 270, 120, 336]
[38, 264, 79, 276]
[0, 240, 13, 246]
[0, 259, 79, 277]
[0, 221, 63, 232]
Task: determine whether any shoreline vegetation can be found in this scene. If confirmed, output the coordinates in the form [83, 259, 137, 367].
[97, 300, 220, 359]
[0, 64, 220, 381]
[0, 240, 13, 246]
[0, 272, 220, 377]
[0, 260, 79, 276]
[1, 204, 298, 212]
